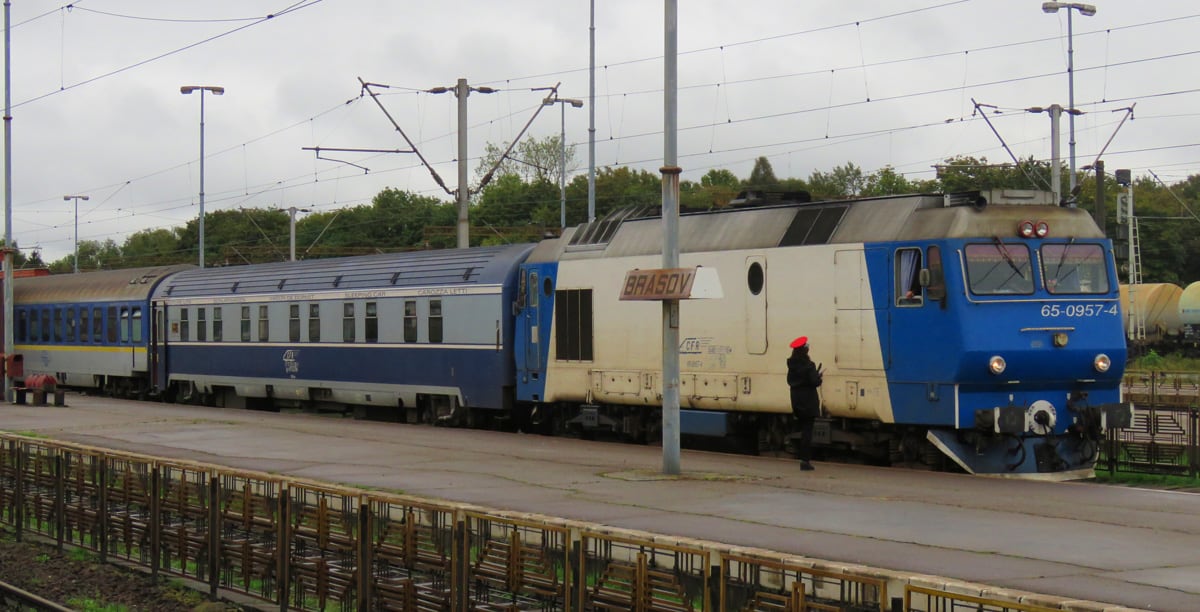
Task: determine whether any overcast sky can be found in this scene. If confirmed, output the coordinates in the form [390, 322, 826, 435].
[3, 0, 1197, 262]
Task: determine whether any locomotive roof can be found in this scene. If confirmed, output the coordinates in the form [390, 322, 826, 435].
[13, 264, 194, 304]
[154, 243, 535, 300]
[526, 189, 1104, 262]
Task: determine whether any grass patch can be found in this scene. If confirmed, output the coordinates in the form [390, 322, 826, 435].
[1093, 471, 1199, 490]
[65, 596, 127, 612]
[1128, 351, 1200, 372]
[68, 546, 98, 563]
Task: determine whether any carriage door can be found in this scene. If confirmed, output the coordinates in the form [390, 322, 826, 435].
[523, 270, 541, 372]
[745, 257, 767, 354]
[149, 301, 165, 390]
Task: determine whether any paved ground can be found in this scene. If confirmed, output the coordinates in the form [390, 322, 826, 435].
[2, 394, 1198, 611]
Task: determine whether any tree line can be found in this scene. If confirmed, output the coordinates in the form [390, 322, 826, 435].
[22, 136, 1200, 286]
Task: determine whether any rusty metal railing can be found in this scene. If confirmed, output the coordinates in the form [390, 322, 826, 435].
[1113, 371, 1200, 478]
[0, 433, 1129, 611]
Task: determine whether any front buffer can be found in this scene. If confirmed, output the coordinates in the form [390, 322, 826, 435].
[929, 390, 1133, 480]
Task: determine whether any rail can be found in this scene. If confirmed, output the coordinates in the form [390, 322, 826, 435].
[0, 434, 1130, 611]
[0, 578, 75, 612]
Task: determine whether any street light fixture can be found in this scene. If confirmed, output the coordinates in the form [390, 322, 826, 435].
[180, 85, 224, 268]
[428, 79, 496, 248]
[1042, 2, 1096, 197]
[63, 194, 89, 273]
[543, 95, 584, 229]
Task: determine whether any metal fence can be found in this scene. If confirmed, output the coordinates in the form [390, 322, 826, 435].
[1110, 371, 1200, 478]
[0, 434, 1118, 611]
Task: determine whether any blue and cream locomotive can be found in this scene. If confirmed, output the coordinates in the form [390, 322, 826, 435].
[7, 189, 1132, 478]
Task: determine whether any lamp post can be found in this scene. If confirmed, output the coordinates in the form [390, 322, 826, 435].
[63, 195, 89, 273]
[1042, 2, 1096, 197]
[543, 95, 584, 229]
[180, 85, 224, 268]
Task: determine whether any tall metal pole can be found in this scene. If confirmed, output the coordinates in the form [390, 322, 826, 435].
[1050, 104, 1062, 204]
[64, 195, 89, 273]
[559, 103, 567, 229]
[199, 89, 207, 267]
[456, 78, 469, 249]
[588, 0, 596, 223]
[661, 0, 681, 475]
[288, 206, 303, 262]
[3, 0, 13, 401]
[1066, 8, 1077, 196]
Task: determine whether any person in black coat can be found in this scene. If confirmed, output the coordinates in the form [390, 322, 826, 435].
[786, 336, 822, 471]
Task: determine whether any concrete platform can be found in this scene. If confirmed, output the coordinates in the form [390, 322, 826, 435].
[3, 394, 1198, 611]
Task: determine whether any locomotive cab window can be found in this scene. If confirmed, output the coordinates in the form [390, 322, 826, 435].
[964, 243, 1034, 296]
[895, 248, 923, 306]
[1041, 243, 1109, 294]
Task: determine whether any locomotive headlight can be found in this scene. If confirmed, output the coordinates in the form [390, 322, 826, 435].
[1034, 220, 1050, 237]
[1094, 353, 1112, 373]
[988, 355, 1007, 375]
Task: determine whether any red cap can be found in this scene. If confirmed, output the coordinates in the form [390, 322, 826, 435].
[789, 336, 808, 349]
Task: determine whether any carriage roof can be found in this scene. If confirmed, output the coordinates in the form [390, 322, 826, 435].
[13, 264, 193, 304]
[153, 243, 535, 300]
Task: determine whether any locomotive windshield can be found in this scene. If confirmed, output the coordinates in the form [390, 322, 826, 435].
[1040, 242, 1109, 294]
[964, 242, 1034, 295]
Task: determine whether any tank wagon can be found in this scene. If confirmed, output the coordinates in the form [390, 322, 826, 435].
[515, 189, 1132, 478]
[5, 189, 1132, 478]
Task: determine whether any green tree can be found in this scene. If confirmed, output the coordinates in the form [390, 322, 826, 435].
[808, 162, 866, 199]
[746, 156, 780, 191]
[476, 135, 578, 188]
[122, 228, 186, 267]
[860, 166, 918, 197]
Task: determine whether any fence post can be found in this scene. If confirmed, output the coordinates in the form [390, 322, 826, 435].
[208, 475, 220, 599]
[54, 453, 64, 552]
[1192, 407, 1199, 480]
[453, 512, 468, 612]
[357, 498, 371, 612]
[278, 483, 290, 612]
[150, 468, 161, 582]
[99, 455, 109, 562]
[14, 442, 24, 542]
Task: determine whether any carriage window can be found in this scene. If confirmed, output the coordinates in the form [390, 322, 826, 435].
[365, 302, 378, 343]
[179, 309, 189, 342]
[66, 308, 76, 342]
[895, 248, 922, 306]
[342, 302, 356, 343]
[29, 310, 40, 342]
[429, 300, 443, 343]
[1041, 243, 1109, 294]
[964, 243, 1034, 296]
[258, 305, 269, 342]
[308, 303, 321, 342]
[79, 308, 89, 343]
[404, 301, 417, 343]
[119, 308, 130, 343]
[289, 304, 300, 342]
[41, 309, 51, 342]
[93, 307, 103, 342]
[131, 308, 143, 343]
[213, 307, 223, 342]
[16, 309, 27, 343]
[241, 306, 251, 342]
[54, 308, 64, 342]
[197, 308, 207, 342]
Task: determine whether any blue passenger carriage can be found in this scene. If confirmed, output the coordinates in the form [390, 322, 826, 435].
[515, 190, 1131, 477]
[12, 265, 192, 395]
[151, 244, 533, 422]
